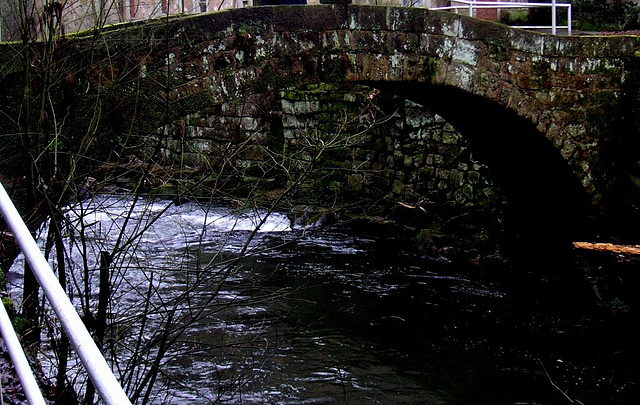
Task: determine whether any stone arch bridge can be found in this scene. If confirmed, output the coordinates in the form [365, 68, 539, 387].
[3, 4, 640, 239]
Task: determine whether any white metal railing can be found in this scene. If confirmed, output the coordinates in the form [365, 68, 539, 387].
[0, 182, 132, 405]
[429, 0, 572, 35]
[0, 298, 46, 405]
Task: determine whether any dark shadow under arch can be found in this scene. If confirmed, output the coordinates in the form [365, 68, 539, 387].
[372, 82, 594, 263]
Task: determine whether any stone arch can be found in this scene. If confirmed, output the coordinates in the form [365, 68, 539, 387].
[34, 4, 640, 238]
[125, 5, 637, 207]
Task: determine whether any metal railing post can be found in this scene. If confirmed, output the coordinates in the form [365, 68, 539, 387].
[552, 0, 557, 35]
[567, 3, 572, 35]
[0, 182, 132, 405]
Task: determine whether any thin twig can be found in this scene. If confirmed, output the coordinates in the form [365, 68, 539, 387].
[538, 358, 585, 404]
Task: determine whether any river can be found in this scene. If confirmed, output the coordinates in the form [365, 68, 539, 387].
[7, 194, 638, 404]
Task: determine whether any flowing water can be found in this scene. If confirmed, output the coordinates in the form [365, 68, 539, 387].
[7, 195, 638, 404]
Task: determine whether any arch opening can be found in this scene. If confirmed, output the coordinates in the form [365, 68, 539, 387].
[372, 82, 594, 261]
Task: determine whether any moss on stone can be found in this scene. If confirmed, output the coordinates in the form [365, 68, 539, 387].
[531, 59, 551, 76]
[420, 57, 438, 82]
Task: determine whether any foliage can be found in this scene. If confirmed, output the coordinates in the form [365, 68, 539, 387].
[571, 0, 640, 31]
[610, 297, 630, 311]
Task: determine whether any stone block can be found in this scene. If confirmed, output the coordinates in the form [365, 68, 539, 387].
[404, 183, 415, 197]
[348, 174, 364, 192]
[436, 168, 450, 179]
[392, 180, 405, 195]
[293, 101, 321, 115]
[420, 166, 435, 179]
[449, 169, 464, 186]
[386, 156, 395, 168]
[467, 171, 481, 185]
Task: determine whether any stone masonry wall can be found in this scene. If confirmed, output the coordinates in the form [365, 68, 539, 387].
[155, 83, 503, 211]
[156, 92, 278, 168]
[280, 84, 501, 209]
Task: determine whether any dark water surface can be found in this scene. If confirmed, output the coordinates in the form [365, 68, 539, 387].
[7, 197, 638, 403]
[164, 225, 638, 404]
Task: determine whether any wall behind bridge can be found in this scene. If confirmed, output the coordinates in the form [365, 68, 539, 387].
[153, 83, 503, 212]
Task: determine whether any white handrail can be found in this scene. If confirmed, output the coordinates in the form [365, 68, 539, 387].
[0, 182, 132, 405]
[430, 0, 572, 35]
[0, 299, 46, 405]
